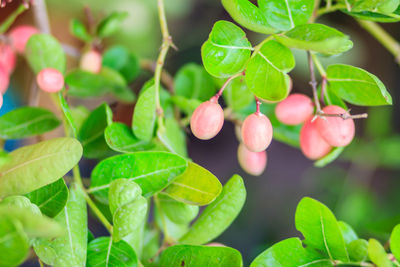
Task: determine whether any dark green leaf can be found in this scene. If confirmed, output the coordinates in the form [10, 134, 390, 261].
[97, 11, 129, 38]
[103, 45, 140, 83]
[69, 19, 92, 42]
[368, 238, 391, 267]
[70, 106, 90, 132]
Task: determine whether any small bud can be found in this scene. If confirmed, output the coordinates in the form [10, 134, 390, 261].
[80, 50, 102, 74]
[36, 68, 64, 93]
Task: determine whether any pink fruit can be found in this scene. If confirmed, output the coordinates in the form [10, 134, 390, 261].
[0, 65, 9, 94]
[190, 99, 224, 140]
[315, 105, 355, 147]
[241, 112, 273, 152]
[8, 25, 39, 53]
[80, 50, 102, 74]
[300, 118, 332, 160]
[275, 93, 314, 125]
[0, 93, 3, 109]
[0, 44, 16, 73]
[36, 68, 64, 93]
[237, 143, 267, 176]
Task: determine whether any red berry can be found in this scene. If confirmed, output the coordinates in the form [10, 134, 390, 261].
[0, 44, 16, 74]
[36, 68, 64, 93]
[190, 99, 224, 140]
[275, 93, 314, 125]
[237, 143, 267, 176]
[241, 112, 273, 152]
[8, 25, 39, 53]
[315, 105, 355, 147]
[80, 50, 102, 74]
[0, 65, 9, 94]
[300, 118, 332, 160]
[0, 93, 3, 109]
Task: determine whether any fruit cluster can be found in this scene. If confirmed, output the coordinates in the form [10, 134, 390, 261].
[190, 88, 355, 176]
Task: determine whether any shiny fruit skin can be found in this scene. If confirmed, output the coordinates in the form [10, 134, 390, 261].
[36, 68, 64, 93]
[237, 143, 267, 176]
[190, 99, 224, 140]
[0, 44, 16, 74]
[241, 112, 273, 152]
[300, 118, 332, 160]
[275, 93, 314, 125]
[9, 25, 39, 53]
[80, 50, 102, 74]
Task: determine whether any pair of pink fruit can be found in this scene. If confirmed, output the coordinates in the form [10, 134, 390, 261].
[190, 93, 355, 176]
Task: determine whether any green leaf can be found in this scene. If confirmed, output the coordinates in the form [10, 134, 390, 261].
[274, 24, 353, 55]
[160, 245, 243, 267]
[348, 239, 369, 262]
[58, 92, 78, 137]
[25, 33, 66, 74]
[0, 137, 82, 198]
[78, 103, 113, 159]
[171, 95, 202, 115]
[70, 106, 90, 132]
[0, 216, 29, 267]
[34, 183, 88, 267]
[103, 45, 140, 83]
[201, 20, 252, 78]
[342, 7, 400, 22]
[89, 152, 188, 203]
[69, 19, 92, 42]
[157, 117, 188, 157]
[109, 179, 147, 255]
[1, 195, 40, 215]
[155, 206, 190, 240]
[221, 0, 276, 34]
[322, 86, 347, 110]
[250, 238, 332, 267]
[132, 81, 157, 141]
[26, 178, 69, 218]
[97, 11, 129, 38]
[338, 221, 358, 244]
[368, 238, 392, 267]
[258, 0, 315, 31]
[100, 67, 136, 103]
[326, 64, 392, 106]
[179, 175, 246, 245]
[352, 0, 399, 14]
[245, 40, 293, 102]
[87, 237, 138, 267]
[295, 197, 349, 261]
[105, 122, 154, 153]
[163, 161, 222, 206]
[0, 107, 60, 139]
[174, 63, 216, 101]
[390, 224, 400, 261]
[222, 76, 254, 112]
[314, 147, 345, 168]
[158, 194, 199, 224]
[141, 227, 160, 263]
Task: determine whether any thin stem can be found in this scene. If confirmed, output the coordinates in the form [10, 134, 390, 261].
[32, 0, 51, 34]
[213, 71, 245, 100]
[255, 97, 261, 114]
[308, 51, 322, 113]
[0, 4, 29, 34]
[357, 19, 400, 65]
[310, 53, 327, 77]
[317, 4, 347, 17]
[320, 76, 327, 104]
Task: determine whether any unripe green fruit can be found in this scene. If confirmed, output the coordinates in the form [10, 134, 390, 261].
[315, 105, 355, 147]
[36, 68, 64, 93]
[275, 93, 314, 125]
[80, 50, 102, 74]
[241, 112, 273, 152]
[300, 118, 332, 160]
[190, 99, 224, 140]
[237, 143, 267, 176]
[8, 25, 39, 53]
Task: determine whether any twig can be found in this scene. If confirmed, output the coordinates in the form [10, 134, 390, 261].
[32, 0, 51, 34]
[308, 51, 322, 113]
[62, 43, 81, 58]
[84, 5, 95, 35]
[0, 4, 29, 34]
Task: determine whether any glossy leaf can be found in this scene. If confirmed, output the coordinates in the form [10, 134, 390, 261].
[163, 161, 222, 206]
[102, 45, 140, 83]
[245, 40, 293, 102]
[78, 103, 113, 159]
[323, 86, 347, 110]
[390, 224, 400, 261]
[274, 24, 353, 55]
[132, 81, 157, 142]
[25, 33, 66, 74]
[97, 11, 128, 38]
[141, 227, 160, 263]
[155, 206, 190, 240]
[348, 239, 368, 262]
[368, 238, 392, 267]
[70, 18, 92, 42]
[89, 152, 188, 203]
[250, 237, 332, 267]
[326, 64, 392, 106]
[314, 147, 345, 168]
[100, 67, 136, 102]
[0, 107, 60, 139]
[34, 184, 88, 267]
[171, 95, 202, 115]
[160, 245, 243, 267]
[174, 63, 216, 101]
[58, 92, 78, 137]
[222, 76, 254, 112]
[179, 175, 246, 245]
[0, 217, 29, 267]
[338, 221, 358, 244]
[0, 137, 82, 198]
[26, 178, 69, 218]
[108, 178, 143, 216]
[201, 20, 252, 78]
[342, 7, 400, 22]
[87, 237, 138, 267]
[295, 197, 349, 261]
[158, 194, 199, 224]
[352, 0, 399, 14]
[157, 117, 188, 157]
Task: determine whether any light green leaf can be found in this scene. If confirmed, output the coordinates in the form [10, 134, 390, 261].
[78, 103, 113, 159]
[274, 24, 353, 55]
[0, 137, 82, 198]
[25, 33, 66, 74]
[348, 239, 369, 262]
[58, 92, 78, 137]
[163, 161, 222, 206]
[0, 217, 29, 267]
[0, 107, 60, 139]
[314, 147, 345, 168]
[338, 221, 358, 244]
[97, 11, 129, 38]
[155, 206, 189, 240]
[141, 227, 160, 263]
[89, 152, 188, 203]
[222, 76, 254, 112]
[295, 197, 349, 261]
[179, 175, 246, 245]
[342, 7, 400, 22]
[160, 245, 243, 267]
[132, 81, 157, 141]
[352, 0, 399, 14]
[250, 238, 332, 267]
[157, 117, 188, 157]
[326, 64, 392, 106]
[26, 178, 69, 218]
[368, 238, 392, 267]
[174, 63, 216, 101]
[171, 95, 202, 115]
[87, 237, 138, 267]
[70, 106, 89, 132]
[69, 19, 92, 42]
[34, 183, 88, 267]
[245, 40, 293, 102]
[390, 224, 400, 262]
[322, 86, 347, 109]
[201, 20, 252, 78]
[100, 67, 136, 102]
[158, 194, 199, 224]
[102, 45, 140, 83]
